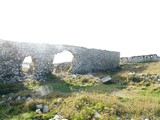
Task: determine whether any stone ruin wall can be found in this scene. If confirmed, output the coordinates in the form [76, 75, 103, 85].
[120, 54, 160, 63]
[0, 39, 120, 82]
[71, 48, 120, 74]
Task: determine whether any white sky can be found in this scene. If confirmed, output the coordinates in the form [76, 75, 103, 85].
[53, 51, 73, 63]
[0, 0, 160, 57]
[23, 51, 73, 64]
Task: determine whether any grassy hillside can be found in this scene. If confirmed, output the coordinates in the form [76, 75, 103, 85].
[1, 62, 160, 120]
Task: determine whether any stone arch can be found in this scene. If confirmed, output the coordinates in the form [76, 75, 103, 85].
[22, 56, 34, 75]
[32, 54, 54, 80]
[52, 50, 74, 73]
[0, 39, 120, 81]
[21, 56, 35, 76]
[53, 50, 73, 64]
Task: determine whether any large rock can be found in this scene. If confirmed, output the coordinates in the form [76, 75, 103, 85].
[35, 109, 42, 114]
[0, 101, 5, 104]
[94, 111, 101, 118]
[49, 114, 61, 120]
[16, 96, 21, 101]
[36, 104, 43, 109]
[43, 105, 49, 113]
[26, 97, 32, 101]
[101, 76, 112, 83]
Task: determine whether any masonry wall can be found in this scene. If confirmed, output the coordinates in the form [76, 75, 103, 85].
[0, 39, 120, 82]
[120, 54, 160, 63]
[71, 49, 120, 74]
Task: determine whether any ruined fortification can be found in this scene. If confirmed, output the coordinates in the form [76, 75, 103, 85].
[0, 39, 120, 82]
[120, 54, 160, 63]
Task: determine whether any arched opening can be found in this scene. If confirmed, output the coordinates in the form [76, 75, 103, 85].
[53, 51, 73, 73]
[22, 56, 34, 76]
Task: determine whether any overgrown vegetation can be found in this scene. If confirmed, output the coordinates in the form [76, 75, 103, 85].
[1, 62, 160, 119]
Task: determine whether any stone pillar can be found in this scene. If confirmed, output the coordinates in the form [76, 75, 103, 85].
[0, 41, 22, 82]
[33, 55, 53, 80]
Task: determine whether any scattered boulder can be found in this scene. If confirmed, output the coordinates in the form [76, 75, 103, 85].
[35, 109, 42, 114]
[35, 85, 51, 96]
[43, 105, 49, 113]
[128, 72, 136, 75]
[49, 114, 61, 120]
[2, 95, 5, 98]
[154, 74, 159, 80]
[35, 104, 49, 113]
[144, 118, 149, 120]
[117, 117, 122, 120]
[94, 111, 101, 118]
[100, 76, 112, 83]
[145, 77, 150, 80]
[57, 98, 63, 103]
[36, 104, 43, 109]
[16, 96, 21, 101]
[21, 96, 27, 100]
[0, 101, 5, 104]
[71, 74, 78, 79]
[26, 97, 32, 101]
[8, 97, 12, 101]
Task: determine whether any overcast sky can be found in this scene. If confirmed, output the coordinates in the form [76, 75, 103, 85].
[0, 0, 160, 57]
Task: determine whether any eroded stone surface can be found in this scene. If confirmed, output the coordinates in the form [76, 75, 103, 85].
[0, 39, 120, 82]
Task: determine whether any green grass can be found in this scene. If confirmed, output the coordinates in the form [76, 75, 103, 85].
[1, 62, 160, 119]
[0, 82, 28, 95]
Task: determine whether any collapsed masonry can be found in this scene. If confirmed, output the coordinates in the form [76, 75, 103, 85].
[120, 54, 160, 63]
[0, 39, 120, 82]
